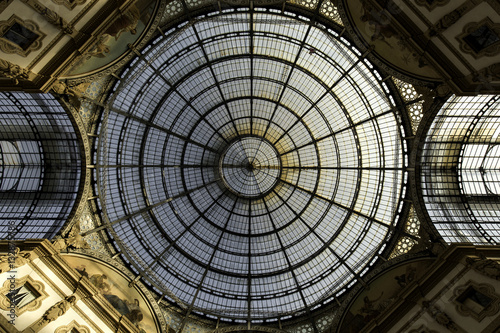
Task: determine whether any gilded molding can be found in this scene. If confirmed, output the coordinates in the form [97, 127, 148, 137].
[329, 252, 432, 332]
[467, 255, 500, 281]
[414, 0, 450, 11]
[40, 295, 78, 325]
[80, 293, 139, 333]
[0, 59, 31, 85]
[0, 0, 14, 14]
[214, 325, 287, 333]
[0, 15, 45, 57]
[409, 325, 438, 333]
[17, 243, 117, 333]
[472, 63, 500, 87]
[55, 320, 91, 333]
[52, 0, 86, 10]
[390, 249, 479, 332]
[336, 0, 435, 86]
[457, 18, 500, 59]
[0, 241, 136, 333]
[21, 0, 74, 34]
[26, 0, 99, 73]
[422, 302, 465, 332]
[69, 249, 168, 332]
[27, 259, 102, 332]
[66, 0, 168, 85]
[427, 2, 475, 37]
[67, 298, 105, 333]
[55, 95, 92, 237]
[0, 275, 48, 315]
[453, 280, 500, 322]
[0, 247, 36, 274]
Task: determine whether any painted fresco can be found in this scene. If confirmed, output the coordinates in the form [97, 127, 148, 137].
[62, 253, 159, 333]
[66, 0, 156, 76]
[339, 258, 435, 333]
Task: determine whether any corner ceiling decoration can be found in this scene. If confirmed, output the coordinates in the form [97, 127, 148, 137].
[95, 5, 409, 325]
[65, 0, 160, 78]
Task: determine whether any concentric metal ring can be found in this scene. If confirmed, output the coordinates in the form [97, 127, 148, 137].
[219, 137, 281, 198]
[98, 8, 407, 322]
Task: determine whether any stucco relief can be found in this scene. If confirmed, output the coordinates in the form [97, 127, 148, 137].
[458, 19, 500, 59]
[51, 0, 86, 10]
[0, 275, 48, 316]
[0, 15, 45, 57]
[453, 280, 500, 321]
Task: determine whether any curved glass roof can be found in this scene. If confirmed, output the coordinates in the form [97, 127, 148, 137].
[421, 94, 500, 244]
[97, 8, 407, 322]
[0, 92, 82, 240]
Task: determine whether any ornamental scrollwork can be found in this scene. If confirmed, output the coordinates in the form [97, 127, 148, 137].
[0, 275, 48, 316]
[51, 0, 86, 10]
[457, 19, 500, 59]
[414, 0, 450, 11]
[54, 320, 91, 333]
[0, 15, 45, 57]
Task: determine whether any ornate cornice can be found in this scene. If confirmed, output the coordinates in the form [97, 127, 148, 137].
[362, 245, 500, 332]
[0, 240, 154, 333]
[55, 95, 92, 238]
[214, 325, 287, 333]
[51, 0, 87, 11]
[414, 0, 450, 11]
[55, 320, 91, 333]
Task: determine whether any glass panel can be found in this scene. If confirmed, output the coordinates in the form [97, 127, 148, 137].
[98, 9, 406, 322]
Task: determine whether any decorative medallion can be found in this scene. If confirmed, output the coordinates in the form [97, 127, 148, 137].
[0, 15, 45, 57]
[458, 18, 500, 58]
[453, 280, 500, 321]
[0, 275, 48, 316]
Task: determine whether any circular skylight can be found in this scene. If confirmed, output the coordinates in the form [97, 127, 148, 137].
[97, 8, 407, 322]
[219, 137, 281, 198]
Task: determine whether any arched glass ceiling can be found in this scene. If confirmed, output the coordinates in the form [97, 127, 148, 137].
[0, 92, 82, 240]
[96, 8, 408, 322]
[421, 94, 500, 245]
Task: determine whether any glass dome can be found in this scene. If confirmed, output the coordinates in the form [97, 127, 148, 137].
[96, 8, 408, 323]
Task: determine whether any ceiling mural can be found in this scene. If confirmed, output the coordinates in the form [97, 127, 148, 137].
[65, 0, 158, 77]
[338, 258, 435, 333]
[63, 253, 162, 333]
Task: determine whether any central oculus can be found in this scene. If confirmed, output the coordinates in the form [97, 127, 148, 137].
[219, 136, 281, 198]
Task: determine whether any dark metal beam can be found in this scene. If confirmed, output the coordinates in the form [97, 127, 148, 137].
[83, 179, 219, 235]
[89, 98, 219, 154]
